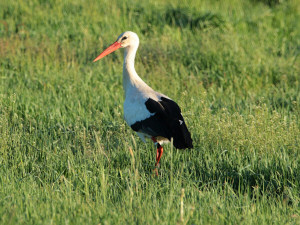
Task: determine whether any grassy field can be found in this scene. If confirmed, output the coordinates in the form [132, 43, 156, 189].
[0, 0, 299, 224]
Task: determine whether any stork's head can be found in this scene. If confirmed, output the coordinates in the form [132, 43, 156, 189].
[93, 31, 139, 62]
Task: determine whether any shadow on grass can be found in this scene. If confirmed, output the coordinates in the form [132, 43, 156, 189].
[124, 4, 226, 34]
[188, 156, 299, 201]
[164, 8, 225, 30]
[251, 0, 281, 7]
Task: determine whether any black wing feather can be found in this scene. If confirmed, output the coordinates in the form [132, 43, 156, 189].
[131, 97, 193, 149]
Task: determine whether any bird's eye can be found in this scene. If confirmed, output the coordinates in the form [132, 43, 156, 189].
[121, 36, 127, 41]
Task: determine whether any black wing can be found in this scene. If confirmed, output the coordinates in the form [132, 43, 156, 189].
[131, 97, 193, 149]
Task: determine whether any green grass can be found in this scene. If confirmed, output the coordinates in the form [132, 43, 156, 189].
[0, 0, 299, 224]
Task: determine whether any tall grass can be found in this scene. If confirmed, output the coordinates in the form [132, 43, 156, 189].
[0, 0, 299, 224]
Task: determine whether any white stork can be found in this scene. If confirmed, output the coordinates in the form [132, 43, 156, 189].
[93, 31, 193, 171]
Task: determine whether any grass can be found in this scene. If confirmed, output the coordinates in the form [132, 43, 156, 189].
[0, 0, 299, 224]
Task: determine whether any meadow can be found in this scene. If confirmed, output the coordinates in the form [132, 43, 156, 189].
[0, 0, 299, 224]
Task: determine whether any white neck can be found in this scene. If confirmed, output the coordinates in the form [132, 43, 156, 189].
[122, 44, 147, 96]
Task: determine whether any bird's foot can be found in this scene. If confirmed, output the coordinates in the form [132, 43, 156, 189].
[153, 168, 159, 176]
[153, 162, 160, 176]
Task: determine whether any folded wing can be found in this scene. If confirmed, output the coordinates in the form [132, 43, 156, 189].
[131, 97, 193, 149]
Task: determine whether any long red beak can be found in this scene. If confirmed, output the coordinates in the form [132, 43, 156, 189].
[93, 42, 122, 62]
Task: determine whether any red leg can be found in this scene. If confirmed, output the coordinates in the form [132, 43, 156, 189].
[151, 137, 164, 168]
[155, 145, 164, 167]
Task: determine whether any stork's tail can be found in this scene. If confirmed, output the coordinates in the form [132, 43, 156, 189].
[170, 119, 193, 149]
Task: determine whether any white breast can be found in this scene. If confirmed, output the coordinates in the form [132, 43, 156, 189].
[123, 86, 159, 126]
